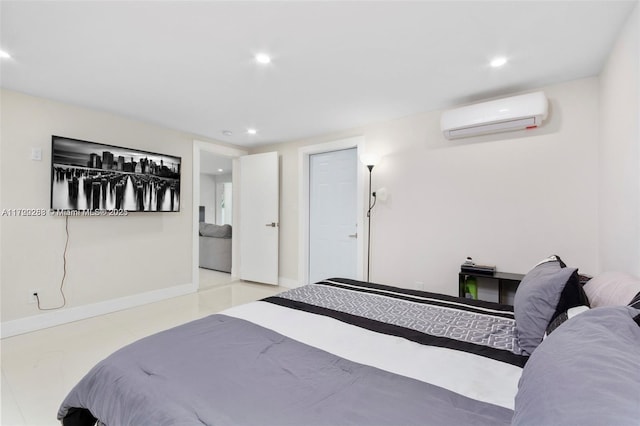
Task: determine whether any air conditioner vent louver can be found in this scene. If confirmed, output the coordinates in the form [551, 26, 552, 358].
[441, 92, 548, 140]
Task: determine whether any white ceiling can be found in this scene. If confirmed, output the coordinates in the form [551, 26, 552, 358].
[200, 150, 233, 175]
[0, 1, 636, 147]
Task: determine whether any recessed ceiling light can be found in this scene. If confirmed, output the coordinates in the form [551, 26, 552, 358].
[218, 169, 224, 173]
[490, 57, 508, 68]
[255, 53, 271, 64]
[247, 128, 257, 135]
[221, 130, 233, 136]
[0, 50, 11, 59]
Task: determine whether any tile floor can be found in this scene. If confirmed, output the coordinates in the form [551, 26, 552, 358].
[1, 269, 286, 426]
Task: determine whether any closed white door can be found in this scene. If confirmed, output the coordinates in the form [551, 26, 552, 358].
[239, 152, 279, 285]
[309, 148, 358, 283]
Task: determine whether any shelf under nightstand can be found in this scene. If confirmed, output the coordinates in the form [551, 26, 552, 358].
[458, 271, 525, 304]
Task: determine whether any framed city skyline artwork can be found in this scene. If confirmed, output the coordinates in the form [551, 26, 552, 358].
[50, 136, 181, 212]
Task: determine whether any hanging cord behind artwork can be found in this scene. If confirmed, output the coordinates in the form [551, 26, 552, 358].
[36, 215, 68, 310]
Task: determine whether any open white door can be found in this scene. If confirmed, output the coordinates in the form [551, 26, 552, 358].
[239, 152, 279, 285]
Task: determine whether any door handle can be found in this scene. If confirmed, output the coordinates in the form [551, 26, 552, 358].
[265, 222, 278, 227]
[348, 233, 357, 238]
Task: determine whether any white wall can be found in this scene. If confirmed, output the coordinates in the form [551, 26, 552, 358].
[197, 172, 232, 225]
[252, 78, 601, 295]
[216, 173, 232, 225]
[199, 173, 217, 223]
[0, 89, 222, 325]
[599, 3, 640, 275]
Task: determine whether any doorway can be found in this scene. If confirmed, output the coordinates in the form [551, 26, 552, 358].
[198, 151, 233, 287]
[192, 141, 247, 290]
[308, 148, 358, 283]
[299, 136, 365, 286]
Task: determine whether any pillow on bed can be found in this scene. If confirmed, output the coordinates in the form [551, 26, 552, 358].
[544, 305, 589, 337]
[514, 255, 588, 355]
[513, 306, 640, 426]
[583, 271, 640, 307]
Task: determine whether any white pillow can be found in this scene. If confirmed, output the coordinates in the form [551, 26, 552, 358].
[583, 271, 640, 307]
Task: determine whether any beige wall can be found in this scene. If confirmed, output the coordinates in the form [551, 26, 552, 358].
[0, 89, 218, 323]
[599, 3, 640, 275]
[253, 78, 601, 295]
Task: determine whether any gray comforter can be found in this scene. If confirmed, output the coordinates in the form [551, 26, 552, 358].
[58, 314, 513, 425]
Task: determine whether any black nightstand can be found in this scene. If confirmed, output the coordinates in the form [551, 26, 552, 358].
[459, 271, 525, 304]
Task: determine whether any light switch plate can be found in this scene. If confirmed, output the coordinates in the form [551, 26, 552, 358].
[31, 148, 42, 161]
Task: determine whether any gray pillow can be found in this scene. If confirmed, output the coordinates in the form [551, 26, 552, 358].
[199, 223, 232, 238]
[514, 256, 588, 355]
[513, 306, 640, 426]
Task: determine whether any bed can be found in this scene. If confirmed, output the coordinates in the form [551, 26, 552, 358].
[58, 257, 640, 426]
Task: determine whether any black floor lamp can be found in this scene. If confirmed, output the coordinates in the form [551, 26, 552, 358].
[362, 155, 379, 282]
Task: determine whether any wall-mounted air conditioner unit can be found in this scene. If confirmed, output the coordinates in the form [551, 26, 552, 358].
[440, 91, 548, 140]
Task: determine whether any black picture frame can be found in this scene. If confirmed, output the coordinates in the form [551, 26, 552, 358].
[50, 135, 181, 212]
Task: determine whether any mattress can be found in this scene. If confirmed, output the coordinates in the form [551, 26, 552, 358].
[58, 278, 527, 425]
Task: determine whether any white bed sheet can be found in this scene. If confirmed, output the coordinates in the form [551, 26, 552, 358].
[224, 300, 522, 410]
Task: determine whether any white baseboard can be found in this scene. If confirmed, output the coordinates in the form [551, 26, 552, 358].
[1, 282, 197, 339]
[278, 277, 301, 289]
